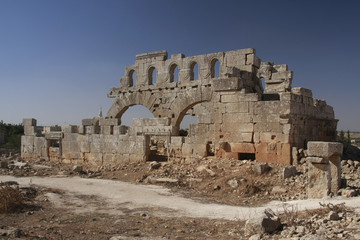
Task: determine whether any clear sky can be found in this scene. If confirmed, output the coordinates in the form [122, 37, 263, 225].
[0, 0, 359, 131]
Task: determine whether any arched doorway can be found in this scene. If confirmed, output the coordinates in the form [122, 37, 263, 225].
[179, 114, 198, 136]
[119, 105, 154, 126]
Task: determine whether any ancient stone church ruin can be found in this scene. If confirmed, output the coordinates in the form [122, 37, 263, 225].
[21, 48, 338, 165]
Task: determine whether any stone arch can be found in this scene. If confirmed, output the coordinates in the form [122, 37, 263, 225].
[174, 101, 205, 132]
[118, 104, 155, 126]
[171, 88, 213, 132]
[169, 63, 180, 82]
[128, 69, 136, 86]
[210, 58, 220, 78]
[148, 66, 157, 85]
[107, 91, 159, 121]
[190, 61, 199, 80]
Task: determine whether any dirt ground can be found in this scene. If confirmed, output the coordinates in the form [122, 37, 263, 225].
[3, 156, 309, 206]
[1, 200, 246, 239]
[1, 150, 360, 239]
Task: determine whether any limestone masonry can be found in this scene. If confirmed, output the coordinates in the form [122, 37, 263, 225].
[21, 48, 338, 165]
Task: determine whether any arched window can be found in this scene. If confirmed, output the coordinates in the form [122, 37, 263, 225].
[190, 62, 199, 80]
[129, 70, 136, 86]
[170, 64, 180, 82]
[211, 59, 220, 78]
[148, 67, 157, 85]
[260, 77, 266, 92]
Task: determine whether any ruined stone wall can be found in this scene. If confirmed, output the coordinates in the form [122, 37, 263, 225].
[21, 48, 338, 165]
[181, 88, 336, 164]
[107, 48, 261, 130]
[21, 117, 176, 165]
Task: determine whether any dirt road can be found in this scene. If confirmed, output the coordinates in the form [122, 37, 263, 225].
[2, 175, 360, 221]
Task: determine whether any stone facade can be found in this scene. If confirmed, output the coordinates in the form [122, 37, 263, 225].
[21, 48, 338, 165]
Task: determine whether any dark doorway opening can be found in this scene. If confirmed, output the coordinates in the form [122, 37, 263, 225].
[239, 153, 256, 160]
[206, 141, 215, 156]
[147, 136, 168, 162]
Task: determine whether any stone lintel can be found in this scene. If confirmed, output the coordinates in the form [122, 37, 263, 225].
[213, 77, 241, 92]
[307, 141, 343, 158]
[45, 132, 63, 140]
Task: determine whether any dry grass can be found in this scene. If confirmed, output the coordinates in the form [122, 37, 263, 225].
[319, 202, 347, 213]
[280, 202, 349, 228]
[0, 183, 25, 213]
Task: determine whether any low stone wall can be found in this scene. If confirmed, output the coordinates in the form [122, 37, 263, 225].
[21, 117, 181, 165]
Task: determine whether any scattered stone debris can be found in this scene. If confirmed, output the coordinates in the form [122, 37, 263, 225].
[1, 142, 360, 239]
[149, 161, 161, 171]
[154, 177, 178, 184]
[245, 208, 281, 235]
[251, 163, 271, 175]
[72, 165, 83, 173]
[328, 211, 341, 221]
[0, 226, 21, 238]
[283, 166, 298, 179]
[227, 179, 239, 188]
[0, 161, 8, 168]
[12, 161, 28, 169]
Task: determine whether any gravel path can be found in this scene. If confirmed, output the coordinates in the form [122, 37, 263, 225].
[2, 175, 360, 220]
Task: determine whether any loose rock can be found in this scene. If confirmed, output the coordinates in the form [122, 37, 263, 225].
[283, 166, 298, 179]
[245, 208, 281, 235]
[251, 163, 270, 175]
[72, 165, 83, 173]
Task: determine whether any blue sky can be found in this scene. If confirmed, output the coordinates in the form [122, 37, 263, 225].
[0, 0, 359, 131]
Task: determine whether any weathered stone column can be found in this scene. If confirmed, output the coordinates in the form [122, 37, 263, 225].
[307, 157, 331, 198]
[306, 141, 343, 198]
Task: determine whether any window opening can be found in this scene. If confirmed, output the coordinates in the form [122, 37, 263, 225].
[170, 64, 180, 82]
[190, 62, 199, 80]
[261, 77, 266, 92]
[149, 67, 157, 85]
[211, 59, 220, 78]
[129, 70, 136, 86]
[261, 94, 280, 101]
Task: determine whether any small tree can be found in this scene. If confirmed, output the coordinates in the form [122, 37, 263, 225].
[339, 130, 345, 142]
[0, 121, 24, 150]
